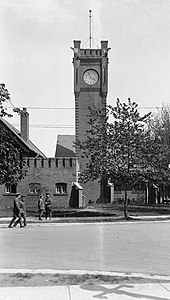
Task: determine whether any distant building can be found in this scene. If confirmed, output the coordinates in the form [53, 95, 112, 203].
[55, 135, 75, 157]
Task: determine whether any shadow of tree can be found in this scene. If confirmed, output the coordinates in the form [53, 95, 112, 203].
[80, 283, 170, 299]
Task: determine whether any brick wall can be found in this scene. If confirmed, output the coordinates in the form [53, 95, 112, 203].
[0, 157, 77, 211]
[73, 41, 109, 203]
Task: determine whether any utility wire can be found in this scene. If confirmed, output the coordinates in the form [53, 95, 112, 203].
[6, 106, 74, 110]
[8, 98, 16, 109]
[12, 124, 74, 129]
[6, 106, 162, 110]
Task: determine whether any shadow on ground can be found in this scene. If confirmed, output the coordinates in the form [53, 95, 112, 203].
[81, 283, 170, 300]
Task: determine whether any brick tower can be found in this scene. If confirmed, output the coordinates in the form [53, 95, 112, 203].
[72, 40, 110, 202]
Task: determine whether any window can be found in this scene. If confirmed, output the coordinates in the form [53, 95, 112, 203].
[28, 183, 41, 195]
[41, 159, 44, 167]
[132, 184, 140, 192]
[27, 159, 30, 167]
[55, 183, 67, 194]
[114, 185, 121, 193]
[76, 68, 78, 84]
[34, 159, 37, 167]
[5, 183, 17, 194]
[69, 158, 72, 167]
[55, 159, 58, 167]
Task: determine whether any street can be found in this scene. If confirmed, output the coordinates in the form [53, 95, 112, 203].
[1, 222, 170, 275]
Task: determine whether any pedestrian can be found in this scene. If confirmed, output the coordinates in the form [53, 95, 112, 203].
[38, 194, 45, 220]
[8, 193, 23, 228]
[44, 193, 52, 220]
[13, 195, 28, 227]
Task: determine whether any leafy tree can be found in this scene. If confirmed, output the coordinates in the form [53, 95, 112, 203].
[148, 103, 170, 201]
[77, 99, 170, 219]
[76, 101, 111, 201]
[150, 103, 170, 155]
[0, 83, 26, 186]
[0, 83, 12, 118]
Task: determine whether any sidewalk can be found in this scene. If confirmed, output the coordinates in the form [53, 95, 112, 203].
[1, 283, 170, 299]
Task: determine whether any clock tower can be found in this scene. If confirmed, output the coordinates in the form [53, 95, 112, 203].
[72, 40, 110, 202]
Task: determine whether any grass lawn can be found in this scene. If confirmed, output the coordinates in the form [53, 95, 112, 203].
[1, 203, 170, 221]
[0, 272, 167, 287]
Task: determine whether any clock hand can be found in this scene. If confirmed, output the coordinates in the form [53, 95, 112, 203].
[87, 71, 92, 79]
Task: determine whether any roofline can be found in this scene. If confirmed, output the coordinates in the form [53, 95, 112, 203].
[0, 117, 46, 157]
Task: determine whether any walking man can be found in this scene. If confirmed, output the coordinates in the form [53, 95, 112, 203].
[8, 193, 23, 228]
[13, 195, 27, 227]
[44, 193, 52, 220]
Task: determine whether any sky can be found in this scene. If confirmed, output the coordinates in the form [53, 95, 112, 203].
[0, 0, 170, 157]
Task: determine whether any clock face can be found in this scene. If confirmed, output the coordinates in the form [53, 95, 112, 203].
[83, 69, 99, 85]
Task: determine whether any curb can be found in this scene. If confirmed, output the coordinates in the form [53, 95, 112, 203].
[1, 218, 170, 227]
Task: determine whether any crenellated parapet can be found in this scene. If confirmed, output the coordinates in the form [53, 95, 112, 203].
[25, 157, 77, 169]
[72, 39, 110, 201]
[72, 40, 110, 59]
[72, 40, 110, 100]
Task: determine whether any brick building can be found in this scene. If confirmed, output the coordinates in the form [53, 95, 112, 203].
[1, 40, 159, 211]
[72, 40, 110, 203]
[14, 157, 77, 211]
[0, 109, 79, 213]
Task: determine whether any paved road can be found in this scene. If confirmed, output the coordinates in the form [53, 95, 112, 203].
[1, 222, 170, 275]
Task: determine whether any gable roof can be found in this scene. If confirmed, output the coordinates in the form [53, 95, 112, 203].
[55, 135, 75, 157]
[0, 117, 46, 158]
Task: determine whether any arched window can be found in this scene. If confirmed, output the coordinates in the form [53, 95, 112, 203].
[5, 183, 17, 194]
[55, 183, 67, 194]
[29, 183, 41, 195]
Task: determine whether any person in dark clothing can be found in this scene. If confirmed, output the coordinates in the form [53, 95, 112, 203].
[44, 193, 52, 220]
[8, 194, 23, 228]
[38, 194, 45, 220]
[13, 196, 27, 227]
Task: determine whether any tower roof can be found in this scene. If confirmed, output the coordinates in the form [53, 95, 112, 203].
[55, 135, 75, 157]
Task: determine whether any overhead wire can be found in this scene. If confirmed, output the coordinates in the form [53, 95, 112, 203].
[12, 124, 74, 128]
[6, 106, 162, 110]
[6, 106, 74, 110]
[8, 98, 16, 109]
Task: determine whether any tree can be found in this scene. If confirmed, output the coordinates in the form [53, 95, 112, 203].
[77, 99, 170, 219]
[148, 103, 170, 201]
[150, 103, 170, 157]
[76, 101, 111, 201]
[0, 83, 26, 186]
[0, 83, 12, 118]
